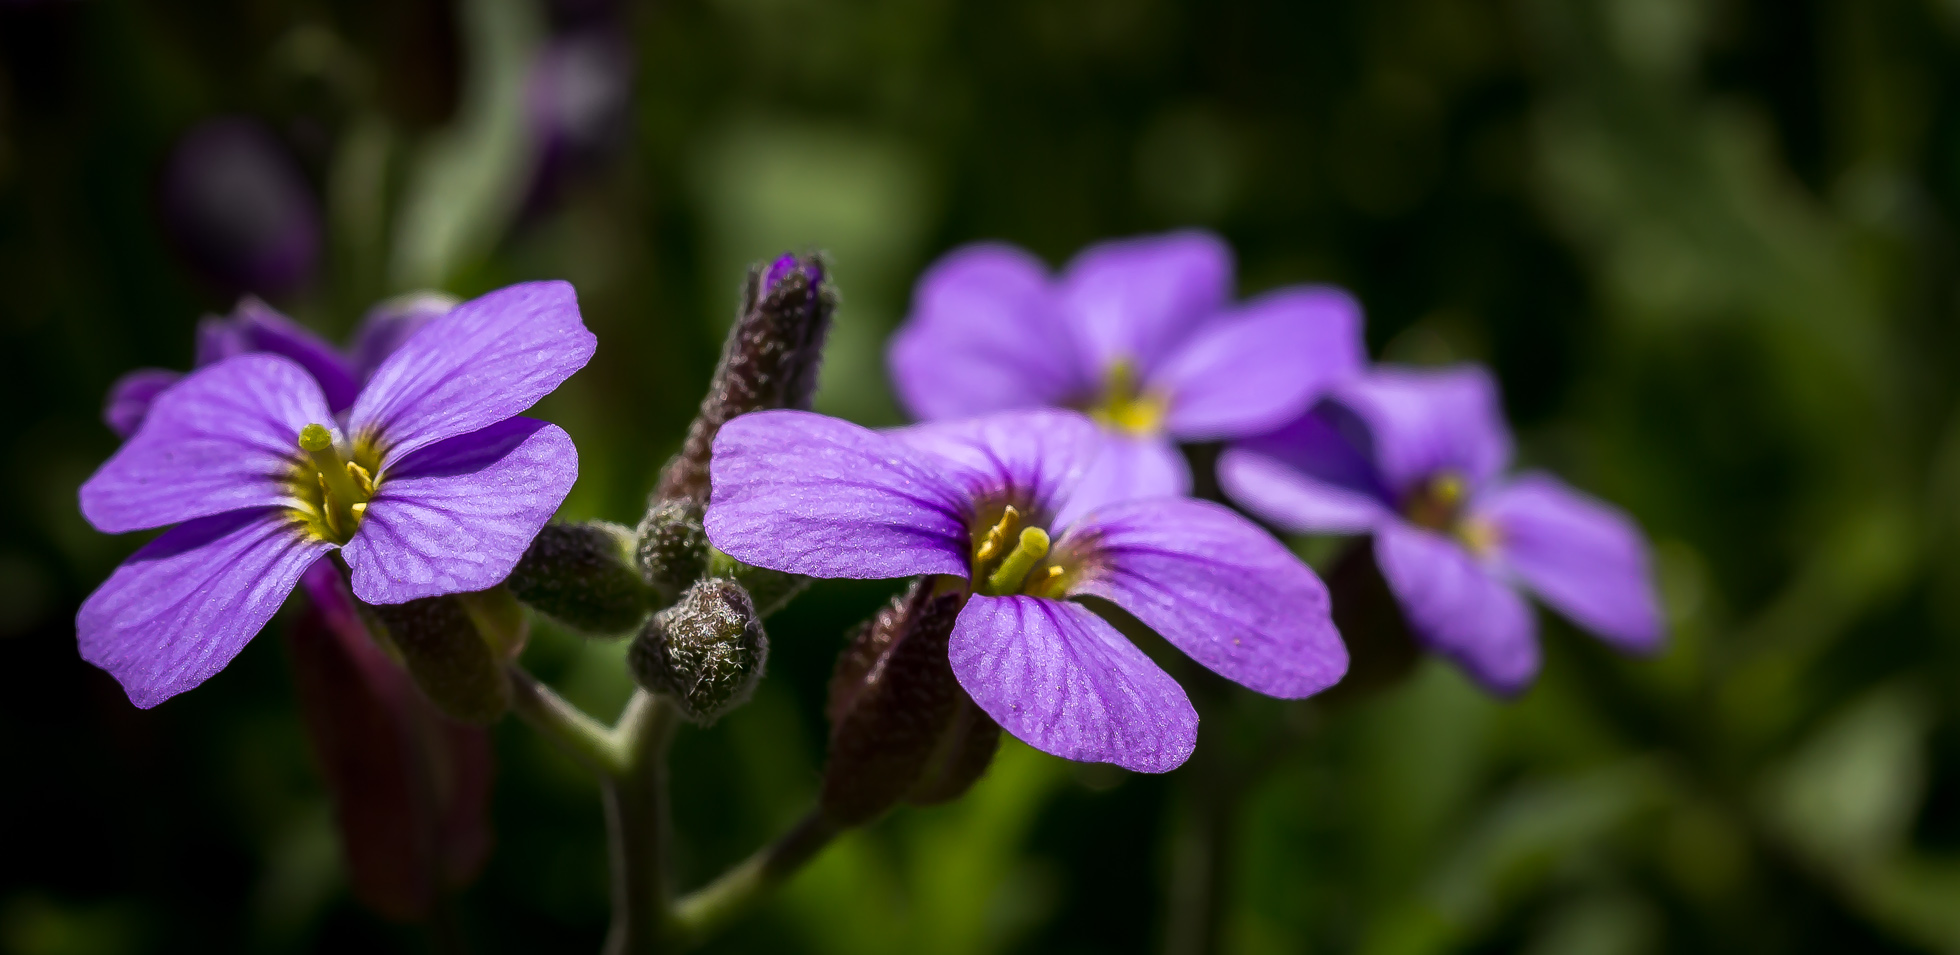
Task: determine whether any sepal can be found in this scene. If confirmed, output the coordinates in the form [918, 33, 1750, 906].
[367, 586, 528, 725]
[506, 520, 653, 635]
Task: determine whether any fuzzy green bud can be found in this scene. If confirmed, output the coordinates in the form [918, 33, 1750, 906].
[635, 499, 710, 604]
[506, 521, 652, 635]
[706, 547, 808, 619]
[629, 578, 768, 724]
[366, 587, 527, 725]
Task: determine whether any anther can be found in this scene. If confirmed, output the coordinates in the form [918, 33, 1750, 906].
[298, 423, 369, 541]
[975, 505, 1022, 564]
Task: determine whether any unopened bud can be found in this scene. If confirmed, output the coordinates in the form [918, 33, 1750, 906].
[820, 580, 1001, 827]
[707, 547, 808, 620]
[656, 253, 836, 503]
[629, 578, 768, 724]
[367, 588, 525, 725]
[635, 499, 710, 603]
[506, 521, 652, 635]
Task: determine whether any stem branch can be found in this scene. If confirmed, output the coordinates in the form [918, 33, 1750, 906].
[669, 812, 839, 944]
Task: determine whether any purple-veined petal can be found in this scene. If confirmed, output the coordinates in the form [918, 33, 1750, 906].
[344, 417, 577, 605]
[949, 595, 1197, 773]
[888, 243, 1090, 421]
[1057, 433, 1191, 528]
[1064, 498, 1347, 698]
[214, 298, 363, 411]
[350, 292, 458, 383]
[1332, 365, 1512, 495]
[887, 409, 1105, 525]
[1217, 410, 1393, 534]
[1374, 521, 1539, 695]
[349, 281, 595, 465]
[103, 368, 183, 439]
[78, 507, 333, 708]
[1156, 285, 1366, 441]
[81, 354, 332, 534]
[705, 410, 971, 580]
[1059, 230, 1233, 376]
[1479, 473, 1663, 652]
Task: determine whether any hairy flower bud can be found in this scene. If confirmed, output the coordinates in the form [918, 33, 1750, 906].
[506, 520, 652, 635]
[368, 588, 528, 725]
[628, 578, 768, 724]
[655, 253, 836, 504]
[635, 498, 710, 603]
[707, 547, 808, 620]
[820, 580, 1001, 827]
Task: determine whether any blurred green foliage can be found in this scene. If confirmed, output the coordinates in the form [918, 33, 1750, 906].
[4, 0, 1960, 952]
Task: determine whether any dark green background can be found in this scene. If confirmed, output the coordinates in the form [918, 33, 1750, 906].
[4, 0, 1960, 952]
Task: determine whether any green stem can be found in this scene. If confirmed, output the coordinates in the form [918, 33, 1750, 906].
[668, 812, 839, 945]
[508, 666, 632, 776]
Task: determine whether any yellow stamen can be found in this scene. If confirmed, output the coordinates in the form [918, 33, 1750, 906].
[1088, 358, 1170, 436]
[299, 423, 369, 541]
[975, 505, 1021, 563]
[982, 527, 1050, 596]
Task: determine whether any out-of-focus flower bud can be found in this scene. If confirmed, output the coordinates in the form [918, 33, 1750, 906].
[628, 578, 767, 724]
[287, 565, 493, 923]
[820, 580, 1001, 827]
[655, 253, 836, 504]
[368, 587, 528, 725]
[526, 30, 633, 172]
[159, 117, 321, 297]
[635, 498, 709, 604]
[506, 520, 653, 635]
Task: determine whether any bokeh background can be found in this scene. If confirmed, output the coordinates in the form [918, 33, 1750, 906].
[5, 0, 1960, 952]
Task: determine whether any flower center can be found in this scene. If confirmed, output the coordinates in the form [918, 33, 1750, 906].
[291, 423, 379, 544]
[1086, 359, 1169, 436]
[969, 504, 1072, 598]
[1402, 470, 1501, 557]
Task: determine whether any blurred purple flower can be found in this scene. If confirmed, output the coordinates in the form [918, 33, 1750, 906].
[159, 117, 321, 296]
[888, 230, 1366, 501]
[103, 292, 458, 438]
[1218, 364, 1664, 695]
[524, 28, 633, 198]
[705, 408, 1348, 772]
[77, 282, 594, 707]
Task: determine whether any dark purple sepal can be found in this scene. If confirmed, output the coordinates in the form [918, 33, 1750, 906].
[287, 565, 493, 922]
[820, 579, 1001, 827]
[365, 588, 525, 725]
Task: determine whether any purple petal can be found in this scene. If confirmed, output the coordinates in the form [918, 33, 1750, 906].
[704, 410, 971, 580]
[1374, 522, 1539, 695]
[211, 298, 362, 412]
[1217, 411, 1393, 534]
[349, 281, 596, 465]
[343, 418, 577, 605]
[1059, 230, 1233, 375]
[887, 409, 1105, 525]
[350, 292, 457, 383]
[81, 355, 332, 534]
[78, 508, 333, 708]
[1059, 433, 1191, 527]
[1332, 365, 1512, 495]
[949, 595, 1197, 773]
[1064, 498, 1348, 698]
[1479, 473, 1663, 652]
[103, 368, 183, 439]
[888, 243, 1089, 421]
[1156, 286, 1366, 441]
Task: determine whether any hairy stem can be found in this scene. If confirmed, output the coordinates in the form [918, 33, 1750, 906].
[603, 690, 679, 955]
[668, 812, 839, 944]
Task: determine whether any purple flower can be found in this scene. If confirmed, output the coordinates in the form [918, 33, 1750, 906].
[887, 230, 1366, 501]
[103, 293, 458, 438]
[1217, 364, 1663, 694]
[77, 281, 594, 707]
[704, 408, 1348, 772]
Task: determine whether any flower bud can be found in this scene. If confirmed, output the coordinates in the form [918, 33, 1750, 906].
[505, 520, 652, 635]
[655, 253, 836, 504]
[367, 588, 527, 725]
[706, 546, 808, 620]
[820, 580, 1001, 827]
[635, 498, 710, 603]
[628, 578, 768, 724]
